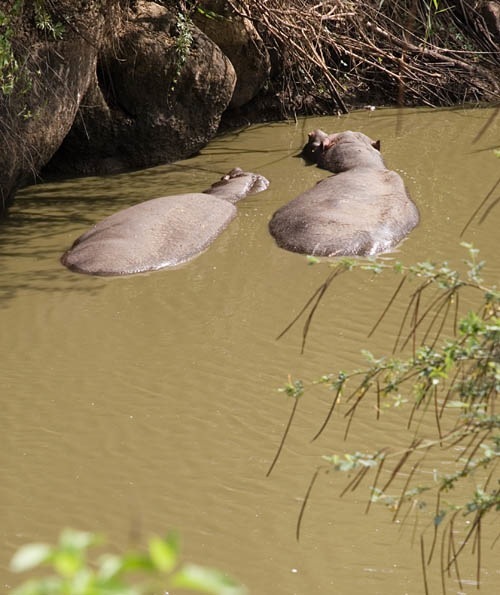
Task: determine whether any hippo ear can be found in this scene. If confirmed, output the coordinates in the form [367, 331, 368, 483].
[321, 137, 334, 150]
[372, 140, 381, 151]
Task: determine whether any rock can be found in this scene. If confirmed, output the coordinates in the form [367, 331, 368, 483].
[480, 1, 500, 42]
[44, 0, 237, 176]
[0, 0, 116, 211]
[193, 1, 270, 108]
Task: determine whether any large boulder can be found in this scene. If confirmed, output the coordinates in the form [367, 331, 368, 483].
[193, 1, 270, 108]
[0, 0, 117, 210]
[44, 1, 237, 176]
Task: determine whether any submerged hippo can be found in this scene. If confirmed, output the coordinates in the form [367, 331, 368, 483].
[269, 130, 419, 257]
[62, 168, 269, 276]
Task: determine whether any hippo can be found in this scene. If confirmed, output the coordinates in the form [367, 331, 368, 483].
[301, 129, 381, 171]
[61, 168, 269, 276]
[269, 130, 419, 257]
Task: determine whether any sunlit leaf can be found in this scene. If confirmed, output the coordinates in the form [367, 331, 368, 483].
[445, 400, 469, 409]
[59, 529, 99, 551]
[97, 554, 124, 580]
[70, 568, 94, 593]
[119, 552, 155, 572]
[12, 576, 62, 595]
[148, 533, 179, 573]
[10, 544, 52, 572]
[52, 551, 83, 578]
[170, 563, 247, 595]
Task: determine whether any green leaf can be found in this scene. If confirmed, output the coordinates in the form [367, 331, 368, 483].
[278, 378, 304, 399]
[97, 554, 124, 580]
[148, 534, 179, 573]
[52, 551, 83, 578]
[59, 528, 99, 551]
[306, 255, 320, 265]
[119, 552, 155, 572]
[69, 568, 94, 593]
[170, 563, 247, 595]
[12, 576, 63, 595]
[10, 543, 52, 572]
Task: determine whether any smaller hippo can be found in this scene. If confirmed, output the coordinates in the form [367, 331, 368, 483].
[302, 129, 381, 171]
[269, 130, 419, 257]
[62, 168, 269, 276]
[299, 129, 331, 164]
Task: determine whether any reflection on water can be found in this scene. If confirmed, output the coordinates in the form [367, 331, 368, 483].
[1, 107, 499, 594]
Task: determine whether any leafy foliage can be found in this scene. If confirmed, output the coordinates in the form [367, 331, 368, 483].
[33, 1, 65, 40]
[173, 11, 194, 85]
[10, 528, 247, 595]
[0, 1, 64, 96]
[270, 244, 499, 590]
[0, 0, 23, 95]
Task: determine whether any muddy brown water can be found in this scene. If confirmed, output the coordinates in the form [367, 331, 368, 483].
[1, 107, 499, 594]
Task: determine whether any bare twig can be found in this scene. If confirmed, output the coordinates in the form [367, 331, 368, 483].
[311, 382, 343, 442]
[368, 274, 407, 338]
[296, 467, 322, 541]
[231, 0, 500, 114]
[267, 394, 301, 477]
[421, 535, 430, 595]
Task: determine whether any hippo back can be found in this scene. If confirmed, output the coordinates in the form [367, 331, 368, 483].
[269, 169, 419, 257]
[62, 193, 237, 276]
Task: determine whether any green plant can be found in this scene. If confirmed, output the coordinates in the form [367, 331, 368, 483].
[423, 0, 452, 42]
[171, 8, 194, 89]
[0, 0, 64, 96]
[34, 1, 65, 40]
[10, 528, 247, 595]
[270, 244, 498, 590]
[171, 0, 228, 88]
[0, 0, 23, 95]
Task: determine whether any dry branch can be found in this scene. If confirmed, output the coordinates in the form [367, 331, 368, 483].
[229, 0, 499, 113]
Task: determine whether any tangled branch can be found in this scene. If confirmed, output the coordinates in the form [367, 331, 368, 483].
[230, 0, 500, 114]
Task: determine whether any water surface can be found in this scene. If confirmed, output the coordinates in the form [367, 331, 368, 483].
[1, 107, 499, 594]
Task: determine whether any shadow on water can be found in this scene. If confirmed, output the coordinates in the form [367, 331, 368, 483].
[0, 204, 108, 303]
[0, 161, 228, 299]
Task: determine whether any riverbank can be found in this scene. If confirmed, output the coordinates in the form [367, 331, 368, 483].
[0, 0, 499, 211]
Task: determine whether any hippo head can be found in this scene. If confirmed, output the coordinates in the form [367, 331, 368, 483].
[300, 129, 330, 164]
[205, 168, 269, 203]
[321, 131, 380, 153]
[311, 130, 385, 173]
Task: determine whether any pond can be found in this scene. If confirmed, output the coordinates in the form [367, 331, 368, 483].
[1, 107, 499, 594]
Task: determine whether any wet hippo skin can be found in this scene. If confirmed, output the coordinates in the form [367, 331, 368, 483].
[269, 130, 419, 257]
[62, 168, 269, 276]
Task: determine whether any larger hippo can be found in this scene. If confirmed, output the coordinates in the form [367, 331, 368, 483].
[62, 168, 269, 276]
[269, 130, 419, 257]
